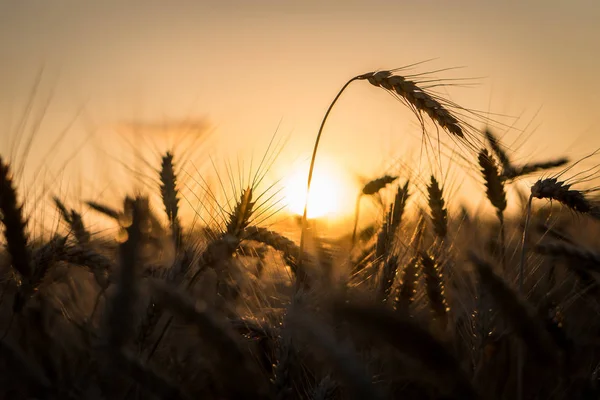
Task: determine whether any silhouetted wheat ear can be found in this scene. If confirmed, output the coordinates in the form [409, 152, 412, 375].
[391, 180, 410, 230]
[531, 178, 600, 217]
[508, 158, 569, 179]
[0, 157, 32, 281]
[427, 176, 448, 240]
[363, 71, 464, 138]
[420, 252, 449, 325]
[469, 253, 559, 365]
[69, 210, 90, 244]
[485, 129, 513, 173]
[85, 200, 121, 220]
[478, 149, 507, 218]
[361, 174, 398, 195]
[53, 197, 90, 244]
[159, 151, 182, 246]
[378, 254, 399, 303]
[226, 187, 255, 237]
[395, 256, 419, 309]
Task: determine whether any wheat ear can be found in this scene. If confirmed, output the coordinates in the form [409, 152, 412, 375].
[300, 70, 469, 289]
[531, 178, 600, 217]
[420, 252, 449, 327]
[479, 149, 507, 270]
[0, 156, 32, 281]
[352, 175, 399, 247]
[85, 200, 121, 220]
[160, 151, 182, 248]
[427, 175, 448, 240]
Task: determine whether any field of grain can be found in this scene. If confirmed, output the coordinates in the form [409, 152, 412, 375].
[1, 68, 600, 400]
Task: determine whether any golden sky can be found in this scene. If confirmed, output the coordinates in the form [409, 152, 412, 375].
[1, 0, 599, 230]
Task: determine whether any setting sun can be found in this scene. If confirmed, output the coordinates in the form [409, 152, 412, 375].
[284, 162, 355, 219]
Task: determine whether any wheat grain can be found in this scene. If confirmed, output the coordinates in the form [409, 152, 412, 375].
[531, 178, 600, 217]
[364, 71, 464, 138]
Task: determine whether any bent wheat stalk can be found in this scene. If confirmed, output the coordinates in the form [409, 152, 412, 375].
[300, 69, 469, 284]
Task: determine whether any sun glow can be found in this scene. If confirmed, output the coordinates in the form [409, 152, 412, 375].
[284, 162, 355, 219]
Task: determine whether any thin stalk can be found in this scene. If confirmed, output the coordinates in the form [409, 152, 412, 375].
[298, 75, 362, 288]
[517, 195, 533, 400]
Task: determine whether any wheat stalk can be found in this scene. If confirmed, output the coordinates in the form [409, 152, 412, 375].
[351, 175, 398, 248]
[106, 197, 142, 351]
[300, 69, 472, 288]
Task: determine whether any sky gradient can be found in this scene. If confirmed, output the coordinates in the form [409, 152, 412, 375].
[1, 0, 599, 229]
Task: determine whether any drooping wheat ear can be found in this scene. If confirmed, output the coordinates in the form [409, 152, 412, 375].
[427, 176, 448, 240]
[364, 71, 464, 137]
[159, 151, 182, 248]
[531, 178, 600, 217]
[508, 158, 569, 180]
[535, 241, 600, 271]
[469, 253, 559, 366]
[243, 226, 309, 284]
[85, 200, 121, 220]
[0, 157, 32, 283]
[226, 187, 255, 237]
[151, 280, 268, 398]
[300, 69, 470, 287]
[395, 256, 419, 309]
[361, 174, 398, 195]
[107, 197, 142, 350]
[420, 252, 449, 326]
[478, 149, 507, 218]
[335, 302, 477, 399]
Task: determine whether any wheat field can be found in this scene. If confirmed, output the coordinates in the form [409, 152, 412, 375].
[1, 68, 600, 400]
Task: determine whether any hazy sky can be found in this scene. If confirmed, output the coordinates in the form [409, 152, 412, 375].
[1, 0, 599, 225]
